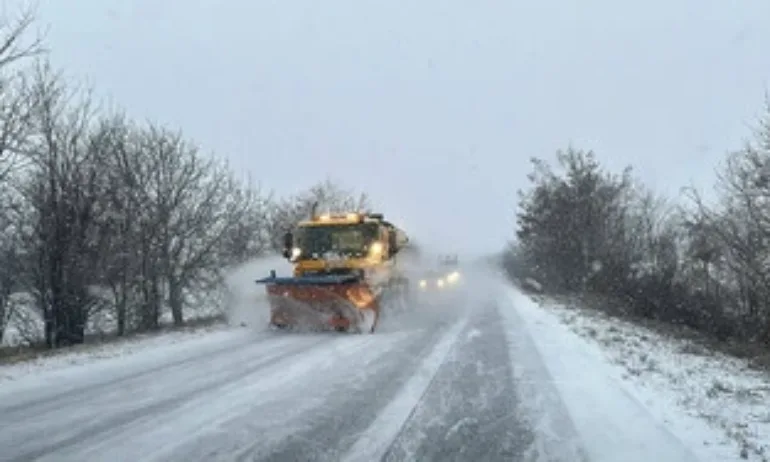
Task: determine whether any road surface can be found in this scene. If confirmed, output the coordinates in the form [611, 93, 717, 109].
[0, 276, 702, 462]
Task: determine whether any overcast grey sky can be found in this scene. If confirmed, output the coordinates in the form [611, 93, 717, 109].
[34, 0, 770, 256]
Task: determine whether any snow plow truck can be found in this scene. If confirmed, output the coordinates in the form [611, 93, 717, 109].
[255, 207, 410, 334]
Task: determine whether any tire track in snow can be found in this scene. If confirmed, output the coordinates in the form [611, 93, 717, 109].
[381, 302, 534, 462]
[338, 314, 469, 462]
[155, 318, 459, 462]
[84, 331, 414, 462]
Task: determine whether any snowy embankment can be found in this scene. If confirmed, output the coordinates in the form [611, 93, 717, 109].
[509, 287, 770, 462]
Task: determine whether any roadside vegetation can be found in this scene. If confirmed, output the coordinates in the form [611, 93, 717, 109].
[503, 97, 770, 369]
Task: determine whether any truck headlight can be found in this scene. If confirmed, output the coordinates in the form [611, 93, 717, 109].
[291, 247, 302, 259]
[419, 280, 427, 289]
[369, 241, 383, 257]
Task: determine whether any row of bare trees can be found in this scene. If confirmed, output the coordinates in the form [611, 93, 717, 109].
[0, 8, 370, 349]
[506, 100, 770, 346]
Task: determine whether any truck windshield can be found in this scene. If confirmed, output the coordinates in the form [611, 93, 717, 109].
[295, 223, 379, 258]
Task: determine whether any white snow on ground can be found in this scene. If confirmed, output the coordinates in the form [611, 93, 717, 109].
[0, 324, 246, 395]
[506, 286, 770, 462]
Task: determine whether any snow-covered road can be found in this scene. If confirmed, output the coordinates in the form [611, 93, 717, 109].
[0, 274, 719, 461]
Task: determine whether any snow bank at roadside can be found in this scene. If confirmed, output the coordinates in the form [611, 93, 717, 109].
[512, 288, 770, 461]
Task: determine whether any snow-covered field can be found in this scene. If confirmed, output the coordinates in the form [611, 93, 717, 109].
[516, 290, 770, 461]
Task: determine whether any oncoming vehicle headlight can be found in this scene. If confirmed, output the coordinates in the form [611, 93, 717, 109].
[419, 279, 427, 289]
[437, 278, 445, 288]
[447, 271, 460, 283]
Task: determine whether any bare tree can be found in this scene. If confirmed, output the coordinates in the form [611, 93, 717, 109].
[81, 112, 143, 335]
[217, 182, 271, 266]
[0, 191, 21, 342]
[16, 61, 106, 347]
[0, 4, 46, 342]
[265, 179, 372, 251]
[684, 108, 770, 339]
[0, 3, 45, 182]
[106, 125, 266, 327]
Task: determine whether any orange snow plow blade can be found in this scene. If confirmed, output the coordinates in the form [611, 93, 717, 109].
[256, 273, 380, 333]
